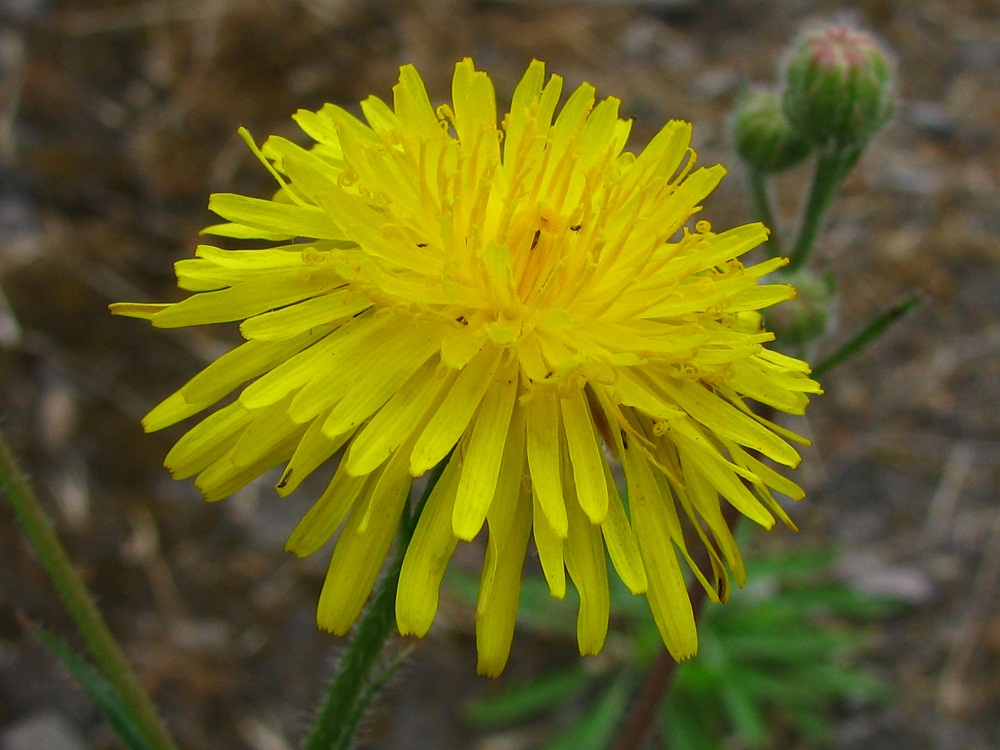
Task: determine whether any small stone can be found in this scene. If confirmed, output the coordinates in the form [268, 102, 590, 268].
[906, 101, 956, 141]
[1, 712, 87, 750]
[836, 552, 935, 604]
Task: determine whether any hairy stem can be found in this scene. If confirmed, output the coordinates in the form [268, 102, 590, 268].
[787, 146, 860, 272]
[302, 461, 446, 750]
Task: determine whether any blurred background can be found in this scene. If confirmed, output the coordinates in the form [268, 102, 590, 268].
[1, 0, 998, 748]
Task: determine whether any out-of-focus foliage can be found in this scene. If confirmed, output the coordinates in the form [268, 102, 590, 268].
[461, 547, 900, 749]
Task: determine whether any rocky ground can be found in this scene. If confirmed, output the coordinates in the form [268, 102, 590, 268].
[1, 0, 998, 748]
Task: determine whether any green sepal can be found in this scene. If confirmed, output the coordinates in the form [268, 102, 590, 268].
[732, 89, 812, 174]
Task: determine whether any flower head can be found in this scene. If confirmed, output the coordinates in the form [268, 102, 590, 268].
[112, 59, 821, 676]
[783, 23, 895, 150]
[732, 88, 812, 174]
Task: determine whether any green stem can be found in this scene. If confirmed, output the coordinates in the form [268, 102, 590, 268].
[786, 147, 859, 272]
[302, 461, 446, 750]
[0, 429, 179, 750]
[748, 168, 782, 257]
[333, 645, 414, 750]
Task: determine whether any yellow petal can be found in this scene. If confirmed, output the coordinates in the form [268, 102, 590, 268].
[320, 320, 443, 436]
[142, 392, 204, 435]
[109, 302, 169, 319]
[664, 378, 800, 467]
[599, 460, 647, 595]
[238, 313, 373, 411]
[623, 444, 697, 660]
[681, 464, 746, 587]
[164, 401, 252, 479]
[725, 442, 800, 531]
[475, 483, 532, 677]
[292, 106, 346, 152]
[564, 482, 609, 656]
[346, 359, 454, 477]
[276, 409, 351, 497]
[451, 58, 497, 148]
[531, 487, 566, 599]
[396, 456, 462, 636]
[315, 466, 410, 634]
[240, 291, 370, 341]
[393, 64, 440, 141]
[359, 95, 399, 137]
[194, 429, 300, 502]
[231, 393, 306, 469]
[669, 419, 774, 528]
[149, 270, 339, 328]
[614, 368, 686, 423]
[577, 96, 622, 173]
[353, 435, 416, 534]
[629, 119, 691, 186]
[180, 331, 327, 409]
[501, 59, 546, 175]
[453, 356, 519, 540]
[477, 399, 529, 609]
[175, 243, 325, 291]
[559, 390, 609, 524]
[207, 193, 345, 241]
[730, 357, 815, 415]
[280, 151, 342, 204]
[524, 387, 567, 537]
[285, 462, 371, 557]
[440, 322, 488, 370]
[410, 346, 501, 476]
[201, 222, 294, 241]
[285, 314, 402, 424]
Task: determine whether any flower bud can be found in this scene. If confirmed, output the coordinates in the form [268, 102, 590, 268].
[782, 23, 895, 150]
[732, 89, 812, 173]
[765, 271, 834, 348]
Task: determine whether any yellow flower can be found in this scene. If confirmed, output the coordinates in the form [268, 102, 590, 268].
[112, 59, 821, 676]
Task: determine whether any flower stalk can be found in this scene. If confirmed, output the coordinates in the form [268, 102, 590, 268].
[301, 564, 400, 750]
[302, 461, 445, 750]
[786, 146, 860, 272]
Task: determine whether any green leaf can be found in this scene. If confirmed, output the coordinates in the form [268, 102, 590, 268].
[799, 663, 890, 701]
[34, 628, 153, 750]
[465, 668, 596, 727]
[813, 294, 922, 377]
[721, 676, 771, 748]
[784, 702, 834, 745]
[661, 689, 723, 750]
[545, 676, 631, 750]
[740, 548, 836, 578]
[720, 632, 844, 662]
